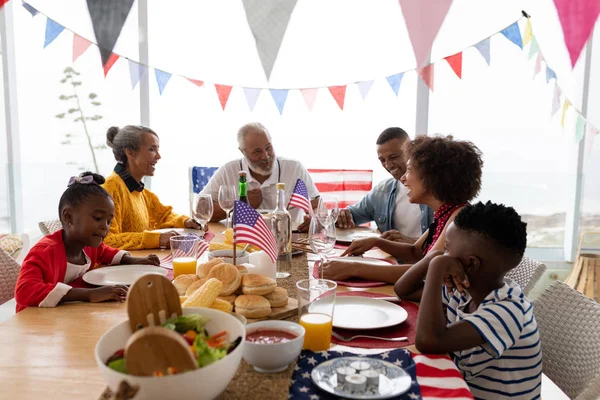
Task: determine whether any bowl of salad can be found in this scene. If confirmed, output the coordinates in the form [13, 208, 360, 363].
[95, 308, 245, 400]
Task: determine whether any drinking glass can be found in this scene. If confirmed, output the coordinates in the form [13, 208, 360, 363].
[170, 235, 200, 277]
[316, 196, 339, 227]
[218, 185, 236, 229]
[191, 193, 214, 229]
[296, 279, 337, 351]
[308, 217, 336, 280]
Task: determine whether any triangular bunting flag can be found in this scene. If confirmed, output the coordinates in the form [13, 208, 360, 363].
[500, 22, 523, 49]
[300, 88, 318, 111]
[551, 84, 562, 116]
[154, 69, 172, 95]
[357, 81, 374, 101]
[215, 84, 233, 110]
[328, 86, 346, 110]
[546, 66, 557, 82]
[418, 64, 435, 91]
[528, 36, 539, 60]
[398, 0, 453, 68]
[554, 0, 600, 67]
[575, 114, 585, 142]
[187, 78, 204, 88]
[385, 73, 404, 96]
[585, 123, 599, 157]
[561, 100, 570, 127]
[242, 0, 298, 80]
[44, 18, 65, 48]
[22, 2, 38, 16]
[270, 89, 289, 115]
[523, 19, 533, 46]
[103, 53, 119, 77]
[72, 34, 92, 63]
[243, 88, 262, 112]
[445, 52, 462, 79]
[86, 0, 135, 66]
[534, 52, 543, 77]
[128, 59, 147, 89]
[474, 38, 491, 65]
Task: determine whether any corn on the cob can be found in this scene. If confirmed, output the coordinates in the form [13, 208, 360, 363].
[209, 298, 233, 313]
[222, 229, 260, 252]
[179, 296, 187, 305]
[182, 278, 223, 308]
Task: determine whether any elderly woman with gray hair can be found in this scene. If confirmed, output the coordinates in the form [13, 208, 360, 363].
[102, 125, 201, 250]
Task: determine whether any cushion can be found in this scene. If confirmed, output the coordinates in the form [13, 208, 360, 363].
[0, 234, 23, 258]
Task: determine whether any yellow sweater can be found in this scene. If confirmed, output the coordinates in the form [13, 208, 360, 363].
[102, 172, 188, 250]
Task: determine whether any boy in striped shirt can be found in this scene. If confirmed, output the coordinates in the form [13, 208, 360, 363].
[395, 201, 541, 399]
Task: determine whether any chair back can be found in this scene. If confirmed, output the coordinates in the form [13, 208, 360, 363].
[307, 169, 373, 209]
[38, 220, 62, 236]
[0, 248, 21, 305]
[534, 281, 600, 399]
[505, 256, 546, 295]
[565, 231, 600, 302]
[190, 166, 218, 195]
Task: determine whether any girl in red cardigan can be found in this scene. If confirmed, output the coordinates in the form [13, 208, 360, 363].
[15, 172, 160, 312]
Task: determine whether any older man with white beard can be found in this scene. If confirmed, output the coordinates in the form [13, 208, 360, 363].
[201, 122, 319, 232]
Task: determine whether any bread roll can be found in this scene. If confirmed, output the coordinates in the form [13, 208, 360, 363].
[234, 295, 271, 318]
[172, 274, 199, 296]
[217, 294, 237, 305]
[196, 258, 225, 278]
[236, 264, 248, 275]
[207, 263, 242, 296]
[185, 277, 208, 297]
[263, 287, 288, 308]
[241, 274, 276, 295]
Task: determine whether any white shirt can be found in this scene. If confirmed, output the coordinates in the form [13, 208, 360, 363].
[443, 278, 542, 399]
[392, 182, 422, 238]
[201, 156, 319, 222]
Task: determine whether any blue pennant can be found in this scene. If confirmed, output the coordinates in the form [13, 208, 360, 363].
[22, 2, 38, 17]
[386, 73, 404, 96]
[546, 66, 557, 83]
[44, 18, 65, 48]
[500, 22, 523, 49]
[270, 89, 289, 115]
[154, 69, 172, 95]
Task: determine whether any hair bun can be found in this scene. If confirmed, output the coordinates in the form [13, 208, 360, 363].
[106, 126, 120, 148]
[79, 171, 106, 185]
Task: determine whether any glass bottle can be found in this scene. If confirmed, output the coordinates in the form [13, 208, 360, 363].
[272, 182, 292, 278]
[238, 171, 248, 203]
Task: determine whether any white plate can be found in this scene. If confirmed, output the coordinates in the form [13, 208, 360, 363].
[311, 356, 412, 399]
[336, 228, 380, 243]
[82, 265, 167, 286]
[331, 297, 408, 330]
[328, 256, 392, 266]
[151, 228, 204, 236]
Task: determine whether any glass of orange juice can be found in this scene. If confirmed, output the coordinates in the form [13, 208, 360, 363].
[296, 279, 337, 351]
[170, 236, 200, 278]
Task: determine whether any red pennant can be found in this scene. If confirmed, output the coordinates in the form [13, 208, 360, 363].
[418, 64, 435, 91]
[328, 85, 347, 110]
[187, 78, 204, 87]
[215, 84, 233, 110]
[72, 34, 92, 63]
[0, 0, 10, 8]
[103, 53, 119, 77]
[444, 52, 462, 79]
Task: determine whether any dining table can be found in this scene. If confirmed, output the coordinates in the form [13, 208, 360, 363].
[0, 221, 472, 400]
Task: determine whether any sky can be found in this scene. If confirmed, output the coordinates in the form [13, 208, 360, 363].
[1, 0, 599, 235]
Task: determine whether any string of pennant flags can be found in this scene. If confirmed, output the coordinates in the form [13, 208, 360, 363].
[21, 2, 599, 154]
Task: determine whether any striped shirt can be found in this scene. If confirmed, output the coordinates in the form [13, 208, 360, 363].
[442, 278, 542, 399]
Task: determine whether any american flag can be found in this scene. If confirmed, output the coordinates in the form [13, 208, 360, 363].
[308, 169, 373, 209]
[290, 348, 473, 400]
[288, 178, 312, 214]
[233, 200, 278, 262]
[159, 233, 209, 268]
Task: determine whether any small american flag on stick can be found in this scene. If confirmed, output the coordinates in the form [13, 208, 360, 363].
[288, 178, 312, 215]
[233, 200, 278, 262]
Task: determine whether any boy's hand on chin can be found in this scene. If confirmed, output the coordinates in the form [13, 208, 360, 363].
[430, 255, 470, 294]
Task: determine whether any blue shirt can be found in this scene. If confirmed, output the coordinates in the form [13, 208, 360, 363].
[347, 178, 433, 234]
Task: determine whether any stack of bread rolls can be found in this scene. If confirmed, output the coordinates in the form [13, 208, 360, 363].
[172, 257, 289, 319]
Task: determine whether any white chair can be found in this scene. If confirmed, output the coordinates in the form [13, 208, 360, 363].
[534, 281, 600, 400]
[505, 256, 546, 295]
[38, 219, 62, 236]
[0, 248, 21, 305]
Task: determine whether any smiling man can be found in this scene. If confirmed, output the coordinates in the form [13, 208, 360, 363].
[202, 122, 319, 231]
[337, 127, 433, 243]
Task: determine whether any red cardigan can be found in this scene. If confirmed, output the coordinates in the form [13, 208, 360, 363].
[15, 230, 121, 312]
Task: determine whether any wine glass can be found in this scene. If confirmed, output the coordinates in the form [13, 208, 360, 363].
[316, 196, 339, 227]
[308, 217, 336, 282]
[191, 194, 213, 230]
[218, 185, 236, 229]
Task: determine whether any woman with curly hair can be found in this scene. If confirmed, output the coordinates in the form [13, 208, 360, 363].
[323, 135, 483, 284]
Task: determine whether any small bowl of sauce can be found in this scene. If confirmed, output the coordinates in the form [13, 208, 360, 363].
[243, 321, 305, 373]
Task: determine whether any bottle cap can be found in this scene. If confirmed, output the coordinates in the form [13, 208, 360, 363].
[276, 183, 285, 190]
[239, 171, 247, 177]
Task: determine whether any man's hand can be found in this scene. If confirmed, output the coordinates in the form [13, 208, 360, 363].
[322, 259, 355, 280]
[336, 209, 355, 229]
[88, 285, 128, 303]
[247, 189, 263, 209]
[380, 230, 417, 244]
[184, 218, 203, 230]
[296, 215, 311, 233]
[430, 255, 470, 294]
[340, 237, 379, 257]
